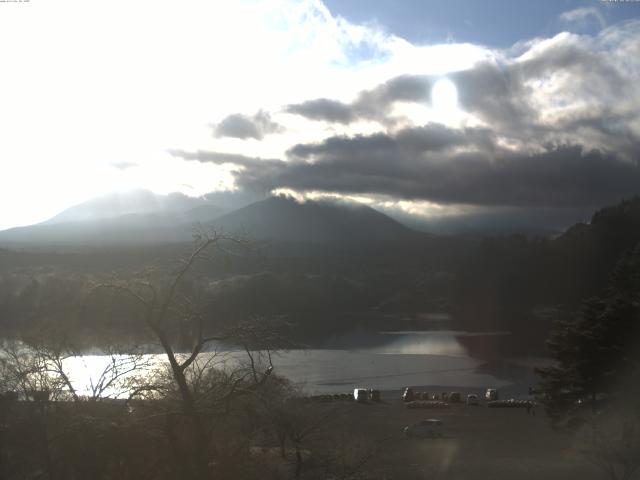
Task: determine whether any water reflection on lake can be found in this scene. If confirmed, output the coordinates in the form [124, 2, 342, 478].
[56, 330, 517, 397]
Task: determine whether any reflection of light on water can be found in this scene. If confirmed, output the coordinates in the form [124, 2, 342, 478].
[62, 354, 164, 398]
[378, 330, 511, 336]
[370, 331, 512, 356]
[370, 333, 467, 356]
[59, 350, 273, 399]
[49, 331, 513, 397]
[57, 348, 509, 397]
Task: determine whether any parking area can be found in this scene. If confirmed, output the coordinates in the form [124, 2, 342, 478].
[322, 393, 600, 480]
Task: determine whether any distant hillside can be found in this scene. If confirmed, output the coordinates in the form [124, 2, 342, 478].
[0, 194, 421, 250]
[0, 210, 219, 246]
[44, 189, 212, 224]
[557, 196, 640, 255]
[0, 194, 227, 247]
[452, 196, 640, 352]
[549, 196, 640, 297]
[209, 196, 420, 246]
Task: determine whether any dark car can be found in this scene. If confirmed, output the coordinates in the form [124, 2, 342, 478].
[402, 387, 415, 402]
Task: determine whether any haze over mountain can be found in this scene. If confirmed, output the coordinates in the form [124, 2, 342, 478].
[210, 195, 419, 246]
[0, 192, 422, 249]
[44, 190, 212, 225]
[0, 190, 226, 247]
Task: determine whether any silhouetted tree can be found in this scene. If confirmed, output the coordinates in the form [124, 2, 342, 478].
[86, 231, 278, 480]
[537, 244, 640, 425]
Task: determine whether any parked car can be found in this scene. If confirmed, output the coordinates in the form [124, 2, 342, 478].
[404, 419, 443, 438]
[485, 388, 498, 401]
[449, 392, 461, 403]
[354, 388, 368, 402]
[466, 394, 479, 405]
[369, 389, 381, 401]
[402, 387, 415, 402]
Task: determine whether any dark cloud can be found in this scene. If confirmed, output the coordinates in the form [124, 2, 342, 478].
[288, 124, 495, 159]
[351, 74, 432, 121]
[173, 125, 640, 209]
[281, 134, 640, 209]
[451, 61, 534, 130]
[213, 110, 283, 140]
[286, 75, 432, 124]
[285, 99, 355, 124]
[169, 150, 266, 167]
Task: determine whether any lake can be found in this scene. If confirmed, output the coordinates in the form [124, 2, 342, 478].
[56, 330, 545, 398]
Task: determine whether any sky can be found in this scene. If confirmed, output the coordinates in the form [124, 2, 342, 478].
[1, 0, 639, 231]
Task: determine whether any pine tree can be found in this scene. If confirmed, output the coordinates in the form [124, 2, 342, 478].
[536, 245, 640, 426]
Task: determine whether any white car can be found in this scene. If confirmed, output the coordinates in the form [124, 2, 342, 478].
[353, 388, 368, 402]
[485, 388, 498, 401]
[466, 394, 479, 405]
[404, 419, 443, 438]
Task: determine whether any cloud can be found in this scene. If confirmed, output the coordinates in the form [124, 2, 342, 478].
[288, 123, 495, 158]
[213, 110, 284, 140]
[285, 140, 640, 209]
[110, 161, 138, 170]
[168, 149, 286, 194]
[559, 7, 607, 31]
[286, 98, 355, 124]
[171, 18, 640, 229]
[285, 22, 639, 153]
[286, 74, 432, 124]
[174, 124, 640, 209]
[173, 21, 640, 213]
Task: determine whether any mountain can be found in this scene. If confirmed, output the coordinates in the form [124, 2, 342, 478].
[208, 196, 420, 247]
[0, 190, 227, 247]
[0, 209, 224, 246]
[44, 190, 211, 225]
[0, 194, 421, 249]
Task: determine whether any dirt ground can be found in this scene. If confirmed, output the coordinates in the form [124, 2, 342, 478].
[311, 394, 601, 480]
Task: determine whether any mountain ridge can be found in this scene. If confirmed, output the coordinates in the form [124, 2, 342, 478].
[0, 194, 422, 249]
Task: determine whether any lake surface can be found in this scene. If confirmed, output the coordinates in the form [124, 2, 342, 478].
[57, 330, 541, 397]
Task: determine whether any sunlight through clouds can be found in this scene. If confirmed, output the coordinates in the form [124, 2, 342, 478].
[2, 0, 638, 232]
[0, 0, 491, 229]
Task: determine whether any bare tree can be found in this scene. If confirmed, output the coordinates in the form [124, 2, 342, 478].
[0, 340, 71, 402]
[1, 335, 153, 403]
[86, 231, 277, 480]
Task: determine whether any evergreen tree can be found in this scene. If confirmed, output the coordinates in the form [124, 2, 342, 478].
[537, 245, 640, 426]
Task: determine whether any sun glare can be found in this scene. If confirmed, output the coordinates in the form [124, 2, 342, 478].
[431, 78, 459, 124]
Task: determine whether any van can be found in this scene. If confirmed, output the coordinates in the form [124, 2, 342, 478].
[485, 388, 498, 401]
[354, 388, 368, 402]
